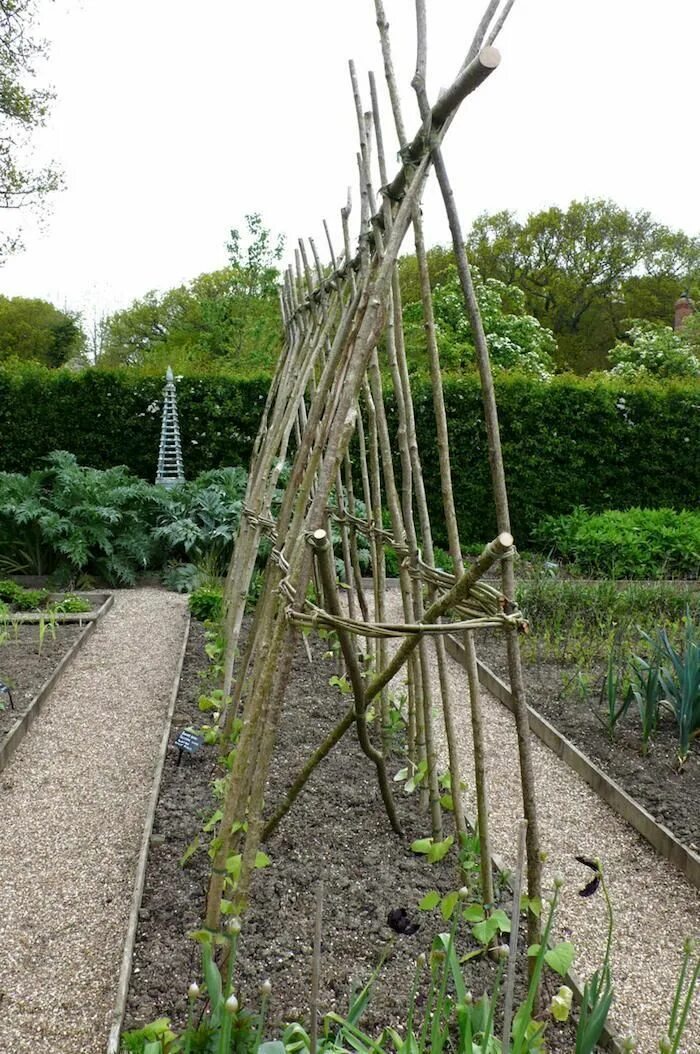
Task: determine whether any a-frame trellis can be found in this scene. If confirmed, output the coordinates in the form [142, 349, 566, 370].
[205, 0, 541, 950]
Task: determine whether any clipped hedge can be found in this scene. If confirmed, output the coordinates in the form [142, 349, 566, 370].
[414, 373, 700, 547]
[1, 362, 698, 547]
[0, 362, 270, 479]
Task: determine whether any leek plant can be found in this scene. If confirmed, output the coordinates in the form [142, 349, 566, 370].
[655, 616, 700, 768]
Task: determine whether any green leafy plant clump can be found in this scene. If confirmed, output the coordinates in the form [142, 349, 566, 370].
[50, 593, 92, 614]
[0, 578, 49, 610]
[0, 451, 169, 584]
[535, 507, 700, 579]
[189, 585, 224, 624]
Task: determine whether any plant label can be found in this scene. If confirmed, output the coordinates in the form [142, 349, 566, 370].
[175, 728, 203, 766]
[0, 680, 14, 709]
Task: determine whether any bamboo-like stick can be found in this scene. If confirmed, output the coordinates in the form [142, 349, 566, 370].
[310, 879, 324, 1054]
[487, 0, 517, 47]
[372, 11, 468, 843]
[342, 451, 370, 627]
[207, 141, 432, 934]
[502, 819, 528, 1047]
[220, 279, 348, 712]
[355, 102, 440, 825]
[412, 49, 542, 947]
[408, 0, 491, 891]
[311, 529, 402, 833]
[362, 379, 390, 749]
[207, 7, 503, 926]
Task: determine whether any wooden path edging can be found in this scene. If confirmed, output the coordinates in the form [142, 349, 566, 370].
[445, 633, 700, 892]
[0, 592, 114, 775]
[106, 614, 191, 1054]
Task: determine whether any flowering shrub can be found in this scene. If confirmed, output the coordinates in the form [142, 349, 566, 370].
[404, 266, 556, 379]
[609, 321, 700, 380]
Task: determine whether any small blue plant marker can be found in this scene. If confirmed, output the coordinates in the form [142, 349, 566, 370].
[175, 728, 203, 766]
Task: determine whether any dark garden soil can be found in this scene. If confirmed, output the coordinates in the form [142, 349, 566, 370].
[0, 623, 82, 738]
[124, 621, 595, 1051]
[475, 634, 700, 853]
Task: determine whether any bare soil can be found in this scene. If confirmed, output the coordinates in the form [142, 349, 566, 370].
[0, 624, 82, 738]
[124, 622, 595, 1050]
[475, 633, 700, 854]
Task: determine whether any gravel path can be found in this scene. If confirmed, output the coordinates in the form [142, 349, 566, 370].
[379, 592, 699, 1053]
[0, 589, 188, 1054]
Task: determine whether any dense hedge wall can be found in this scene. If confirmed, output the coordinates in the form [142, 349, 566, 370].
[0, 364, 270, 479]
[1, 363, 698, 546]
[409, 374, 699, 546]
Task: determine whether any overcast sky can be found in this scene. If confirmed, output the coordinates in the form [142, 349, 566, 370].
[1, 0, 698, 327]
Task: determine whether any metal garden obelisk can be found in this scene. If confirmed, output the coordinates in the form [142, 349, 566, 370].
[155, 366, 185, 488]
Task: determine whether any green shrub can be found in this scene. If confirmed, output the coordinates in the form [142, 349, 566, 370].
[534, 507, 700, 579]
[50, 594, 92, 614]
[154, 467, 249, 575]
[0, 451, 167, 584]
[188, 585, 224, 624]
[0, 579, 49, 610]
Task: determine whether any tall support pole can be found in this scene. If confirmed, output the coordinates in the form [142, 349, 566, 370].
[412, 21, 541, 944]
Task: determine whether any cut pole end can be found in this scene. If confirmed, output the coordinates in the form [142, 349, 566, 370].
[498, 531, 514, 549]
[479, 45, 501, 69]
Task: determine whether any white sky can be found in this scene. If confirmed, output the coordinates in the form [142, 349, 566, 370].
[1, 0, 698, 327]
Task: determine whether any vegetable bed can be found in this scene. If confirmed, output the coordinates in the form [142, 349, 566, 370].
[474, 608, 700, 854]
[121, 622, 595, 1051]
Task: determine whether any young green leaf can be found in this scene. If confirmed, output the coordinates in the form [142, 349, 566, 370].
[427, 835, 454, 863]
[545, 941, 575, 977]
[419, 890, 441, 911]
[463, 903, 486, 923]
[440, 890, 460, 920]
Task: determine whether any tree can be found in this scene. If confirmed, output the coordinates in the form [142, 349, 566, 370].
[0, 0, 62, 261]
[402, 264, 556, 379]
[608, 320, 700, 380]
[0, 294, 85, 366]
[100, 215, 285, 371]
[467, 200, 700, 372]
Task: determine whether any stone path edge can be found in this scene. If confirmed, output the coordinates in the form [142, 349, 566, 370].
[444, 633, 700, 891]
[0, 591, 115, 775]
[106, 613, 192, 1054]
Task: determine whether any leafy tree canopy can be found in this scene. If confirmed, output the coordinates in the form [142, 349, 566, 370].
[466, 199, 700, 372]
[99, 214, 284, 371]
[0, 0, 62, 261]
[0, 294, 84, 366]
[608, 319, 700, 380]
[402, 264, 556, 379]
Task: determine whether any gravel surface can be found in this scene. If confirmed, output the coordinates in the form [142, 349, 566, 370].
[379, 591, 700, 1053]
[0, 589, 188, 1054]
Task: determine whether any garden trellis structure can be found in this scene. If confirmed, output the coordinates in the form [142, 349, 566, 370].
[206, 0, 542, 950]
[155, 366, 185, 488]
